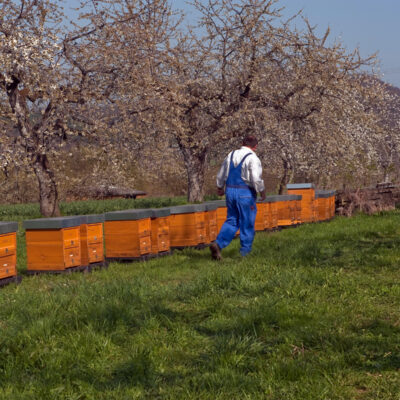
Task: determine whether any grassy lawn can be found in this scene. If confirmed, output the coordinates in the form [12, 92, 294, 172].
[0, 201, 399, 399]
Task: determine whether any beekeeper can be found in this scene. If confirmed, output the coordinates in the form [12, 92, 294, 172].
[210, 135, 266, 260]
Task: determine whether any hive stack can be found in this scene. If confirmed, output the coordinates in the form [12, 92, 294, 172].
[24, 217, 83, 273]
[265, 196, 279, 229]
[255, 200, 268, 231]
[104, 209, 152, 261]
[276, 195, 297, 227]
[315, 191, 328, 221]
[204, 203, 218, 243]
[79, 214, 105, 268]
[210, 200, 227, 232]
[0, 222, 21, 286]
[169, 204, 207, 249]
[287, 184, 316, 223]
[150, 208, 171, 256]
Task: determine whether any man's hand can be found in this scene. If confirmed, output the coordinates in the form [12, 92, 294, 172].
[259, 190, 266, 202]
[217, 187, 225, 196]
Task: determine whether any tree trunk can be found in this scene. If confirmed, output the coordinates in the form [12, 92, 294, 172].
[181, 147, 208, 202]
[32, 154, 61, 217]
[7, 80, 60, 217]
[278, 159, 294, 194]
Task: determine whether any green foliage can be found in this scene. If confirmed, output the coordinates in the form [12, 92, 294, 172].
[0, 208, 399, 399]
[0, 197, 188, 222]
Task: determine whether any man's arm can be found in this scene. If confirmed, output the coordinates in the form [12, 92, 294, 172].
[249, 156, 265, 199]
[216, 153, 230, 196]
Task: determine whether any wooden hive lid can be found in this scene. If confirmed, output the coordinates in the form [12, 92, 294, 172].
[78, 214, 105, 224]
[286, 183, 315, 190]
[203, 202, 219, 211]
[23, 216, 82, 230]
[104, 209, 152, 221]
[315, 190, 331, 199]
[150, 208, 171, 218]
[169, 204, 206, 215]
[203, 200, 226, 208]
[275, 194, 302, 201]
[264, 195, 281, 203]
[0, 221, 18, 235]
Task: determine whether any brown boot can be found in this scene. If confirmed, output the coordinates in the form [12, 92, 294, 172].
[209, 242, 222, 260]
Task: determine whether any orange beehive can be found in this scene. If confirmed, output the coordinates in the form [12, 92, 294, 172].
[315, 190, 330, 221]
[276, 195, 298, 227]
[262, 200, 272, 230]
[265, 196, 279, 229]
[150, 208, 171, 255]
[255, 201, 268, 231]
[169, 204, 207, 248]
[104, 209, 152, 260]
[204, 203, 218, 243]
[293, 195, 302, 224]
[209, 200, 227, 232]
[0, 222, 20, 286]
[24, 217, 82, 273]
[287, 183, 316, 223]
[79, 214, 105, 267]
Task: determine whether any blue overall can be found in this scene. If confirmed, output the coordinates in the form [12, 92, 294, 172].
[216, 151, 257, 256]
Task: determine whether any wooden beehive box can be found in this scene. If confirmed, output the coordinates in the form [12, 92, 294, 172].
[0, 222, 19, 284]
[265, 196, 279, 229]
[292, 194, 302, 224]
[287, 183, 316, 223]
[204, 203, 218, 243]
[169, 204, 207, 248]
[150, 208, 171, 255]
[104, 209, 152, 260]
[276, 195, 297, 227]
[255, 201, 267, 231]
[79, 214, 105, 266]
[262, 200, 272, 230]
[24, 217, 82, 273]
[315, 190, 329, 221]
[206, 200, 227, 233]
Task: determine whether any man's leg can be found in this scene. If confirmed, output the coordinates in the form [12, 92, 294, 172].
[215, 188, 240, 250]
[237, 191, 257, 256]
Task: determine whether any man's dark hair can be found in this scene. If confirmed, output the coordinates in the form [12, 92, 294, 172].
[242, 135, 258, 148]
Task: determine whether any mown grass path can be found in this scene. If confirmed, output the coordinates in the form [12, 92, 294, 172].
[0, 208, 399, 399]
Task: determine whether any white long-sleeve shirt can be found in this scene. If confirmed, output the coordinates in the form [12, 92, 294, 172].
[216, 146, 265, 193]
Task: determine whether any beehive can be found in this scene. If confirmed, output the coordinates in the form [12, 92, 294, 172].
[24, 217, 82, 272]
[265, 196, 279, 229]
[276, 195, 298, 227]
[204, 203, 218, 243]
[79, 214, 105, 266]
[207, 200, 227, 233]
[169, 204, 207, 248]
[315, 190, 330, 221]
[255, 201, 267, 231]
[150, 208, 171, 255]
[261, 200, 272, 230]
[293, 194, 302, 224]
[0, 222, 19, 284]
[287, 183, 316, 223]
[104, 209, 152, 260]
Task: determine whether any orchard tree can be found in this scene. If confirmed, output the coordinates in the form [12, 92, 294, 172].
[156, 0, 287, 201]
[0, 0, 70, 215]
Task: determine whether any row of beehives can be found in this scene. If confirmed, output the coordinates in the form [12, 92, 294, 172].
[0, 184, 335, 286]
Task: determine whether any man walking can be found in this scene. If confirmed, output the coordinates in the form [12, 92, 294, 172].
[210, 135, 265, 260]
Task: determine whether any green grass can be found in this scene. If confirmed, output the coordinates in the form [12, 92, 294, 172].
[0, 203, 399, 399]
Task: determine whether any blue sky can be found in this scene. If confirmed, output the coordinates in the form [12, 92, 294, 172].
[65, 0, 400, 87]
